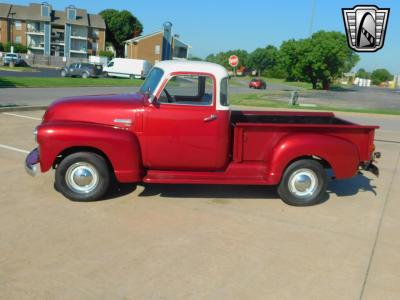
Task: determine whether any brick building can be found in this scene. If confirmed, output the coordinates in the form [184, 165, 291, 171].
[124, 23, 191, 64]
[0, 2, 105, 57]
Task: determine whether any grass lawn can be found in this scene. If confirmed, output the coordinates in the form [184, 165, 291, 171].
[0, 76, 143, 88]
[230, 93, 400, 116]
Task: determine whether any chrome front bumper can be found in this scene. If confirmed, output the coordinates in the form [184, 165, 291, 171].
[25, 148, 40, 177]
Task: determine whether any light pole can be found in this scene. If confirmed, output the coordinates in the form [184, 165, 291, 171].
[309, 0, 316, 36]
[9, 12, 16, 46]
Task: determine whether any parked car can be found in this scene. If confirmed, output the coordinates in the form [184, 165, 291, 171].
[26, 61, 380, 206]
[103, 58, 152, 79]
[61, 63, 103, 78]
[2, 53, 23, 66]
[249, 78, 267, 89]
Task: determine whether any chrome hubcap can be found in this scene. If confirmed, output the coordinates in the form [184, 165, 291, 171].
[65, 162, 99, 194]
[288, 169, 318, 198]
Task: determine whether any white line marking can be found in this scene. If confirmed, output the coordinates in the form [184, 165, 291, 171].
[0, 144, 29, 154]
[2, 112, 41, 121]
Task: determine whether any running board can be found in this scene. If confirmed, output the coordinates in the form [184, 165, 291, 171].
[144, 162, 273, 185]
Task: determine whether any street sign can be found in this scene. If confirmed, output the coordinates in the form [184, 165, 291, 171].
[228, 55, 239, 67]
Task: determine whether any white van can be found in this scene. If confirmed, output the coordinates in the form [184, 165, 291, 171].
[103, 58, 152, 79]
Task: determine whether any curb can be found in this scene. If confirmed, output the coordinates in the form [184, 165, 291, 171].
[0, 105, 48, 112]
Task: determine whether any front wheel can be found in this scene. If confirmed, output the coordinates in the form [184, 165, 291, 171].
[277, 159, 328, 206]
[61, 70, 67, 77]
[82, 72, 89, 79]
[55, 152, 110, 201]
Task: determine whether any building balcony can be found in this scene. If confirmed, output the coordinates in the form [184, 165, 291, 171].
[29, 46, 45, 50]
[27, 31, 45, 36]
[51, 40, 65, 46]
[70, 49, 87, 54]
[70, 35, 88, 40]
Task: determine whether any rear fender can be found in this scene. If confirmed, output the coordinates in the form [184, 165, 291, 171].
[267, 133, 359, 184]
[37, 121, 143, 183]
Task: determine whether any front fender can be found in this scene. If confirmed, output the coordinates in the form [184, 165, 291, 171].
[37, 121, 143, 183]
[267, 133, 359, 184]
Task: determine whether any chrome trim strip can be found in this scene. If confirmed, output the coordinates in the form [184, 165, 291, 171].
[113, 119, 132, 126]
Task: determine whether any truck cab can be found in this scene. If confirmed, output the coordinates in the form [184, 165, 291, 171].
[26, 61, 380, 206]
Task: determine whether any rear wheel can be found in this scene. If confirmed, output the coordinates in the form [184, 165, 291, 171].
[82, 72, 89, 79]
[277, 159, 328, 206]
[55, 152, 110, 201]
[61, 70, 67, 77]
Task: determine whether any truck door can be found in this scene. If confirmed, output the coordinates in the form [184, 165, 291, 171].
[143, 73, 230, 171]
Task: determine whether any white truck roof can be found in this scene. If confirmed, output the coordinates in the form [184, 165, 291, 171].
[155, 60, 229, 82]
[153, 60, 230, 111]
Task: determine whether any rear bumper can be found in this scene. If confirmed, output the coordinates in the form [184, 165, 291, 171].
[360, 152, 381, 177]
[25, 148, 40, 177]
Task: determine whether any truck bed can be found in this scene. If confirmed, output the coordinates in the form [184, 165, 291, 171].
[231, 110, 352, 125]
[231, 110, 379, 164]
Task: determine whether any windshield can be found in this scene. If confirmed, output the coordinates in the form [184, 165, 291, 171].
[139, 67, 164, 94]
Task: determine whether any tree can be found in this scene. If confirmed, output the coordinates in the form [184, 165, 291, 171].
[188, 56, 203, 61]
[248, 45, 278, 77]
[279, 31, 359, 89]
[99, 9, 143, 57]
[206, 49, 249, 70]
[99, 50, 114, 60]
[356, 68, 370, 79]
[370, 68, 393, 85]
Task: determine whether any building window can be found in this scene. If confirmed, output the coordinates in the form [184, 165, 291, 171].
[41, 4, 49, 17]
[15, 21, 21, 30]
[67, 7, 76, 21]
[155, 45, 160, 55]
[15, 35, 21, 43]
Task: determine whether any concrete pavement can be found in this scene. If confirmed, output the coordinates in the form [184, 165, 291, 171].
[0, 110, 399, 299]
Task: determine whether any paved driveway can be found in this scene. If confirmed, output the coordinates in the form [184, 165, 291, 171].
[0, 110, 399, 299]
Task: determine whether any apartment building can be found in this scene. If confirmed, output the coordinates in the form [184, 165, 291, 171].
[0, 2, 105, 57]
[124, 23, 191, 64]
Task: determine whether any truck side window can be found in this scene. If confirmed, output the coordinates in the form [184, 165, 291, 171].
[220, 77, 229, 106]
[159, 75, 214, 106]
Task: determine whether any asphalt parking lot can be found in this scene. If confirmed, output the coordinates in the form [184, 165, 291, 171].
[0, 110, 399, 299]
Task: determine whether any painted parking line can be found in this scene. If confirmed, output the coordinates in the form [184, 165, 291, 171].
[2, 112, 41, 121]
[0, 144, 29, 154]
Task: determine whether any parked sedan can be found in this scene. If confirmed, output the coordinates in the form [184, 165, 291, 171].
[61, 63, 103, 78]
[249, 78, 267, 89]
[2, 53, 23, 66]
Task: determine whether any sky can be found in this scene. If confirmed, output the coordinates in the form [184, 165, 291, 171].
[8, 0, 400, 74]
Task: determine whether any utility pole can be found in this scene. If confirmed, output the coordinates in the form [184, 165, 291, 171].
[309, 0, 316, 36]
[9, 12, 16, 46]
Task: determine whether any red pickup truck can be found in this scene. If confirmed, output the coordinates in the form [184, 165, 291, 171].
[25, 61, 380, 206]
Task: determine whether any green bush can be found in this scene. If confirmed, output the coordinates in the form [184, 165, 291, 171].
[99, 50, 114, 60]
[4, 42, 27, 53]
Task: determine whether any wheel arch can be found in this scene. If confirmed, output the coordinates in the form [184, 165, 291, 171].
[38, 122, 144, 183]
[267, 133, 359, 184]
[53, 146, 114, 172]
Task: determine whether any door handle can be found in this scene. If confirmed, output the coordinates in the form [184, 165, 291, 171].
[203, 114, 217, 122]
